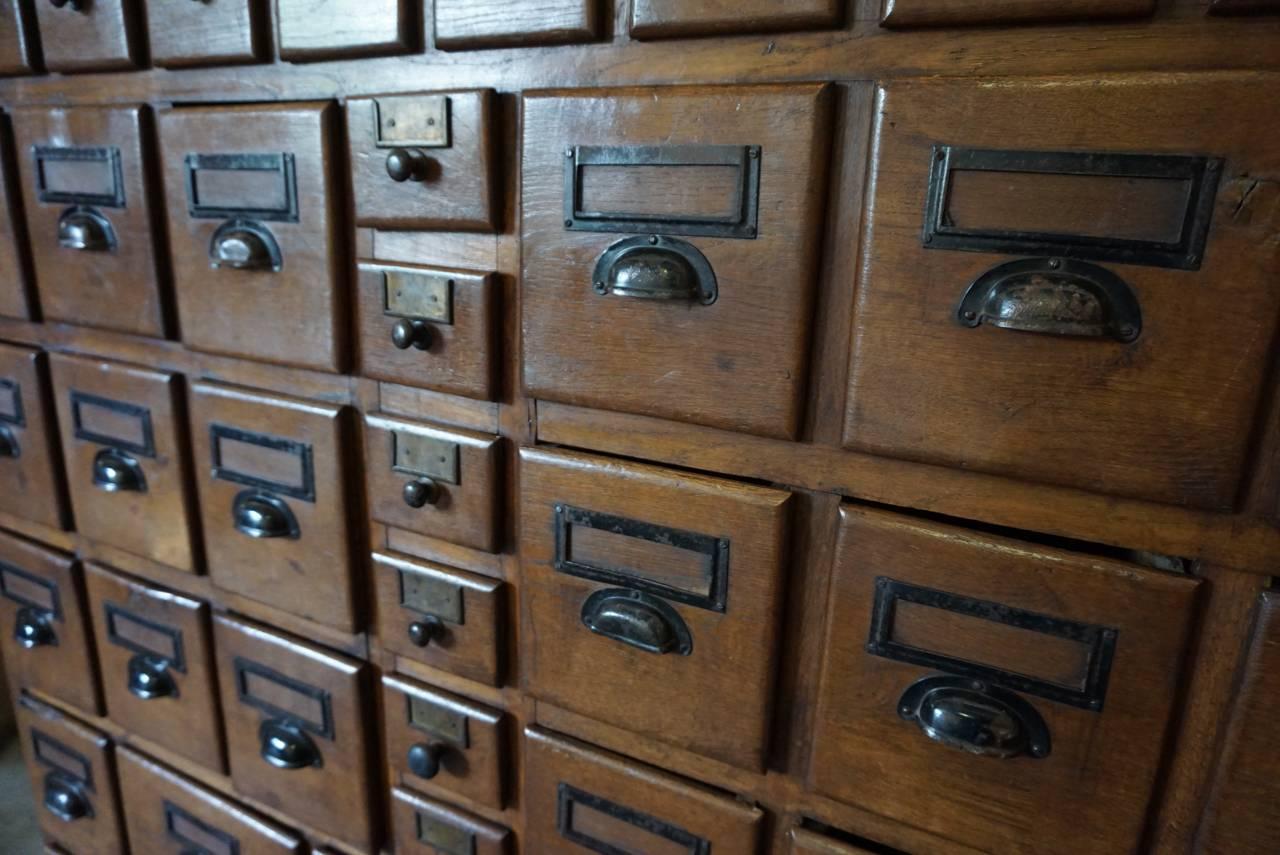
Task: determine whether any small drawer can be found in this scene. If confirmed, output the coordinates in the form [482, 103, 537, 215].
[356, 260, 498, 399]
[520, 447, 791, 770]
[16, 696, 125, 854]
[881, 0, 1153, 27]
[434, 0, 599, 49]
[85, 564, 222, 773]
[0, 532, 98, 714]
[383, 674, 507, 809]
[525, 727, 764, 853]
[0, 343, 68, 530]
[147, 0, 268, 68]
[631, 0, 842, 38]
[375, 552, 506, 686]
[347, 91, 498, 231]
[214, 614, 376, 852]
[0, 0, 40, 75]
[50, 353, 199, 573]
[190, 381, 358, 630]
[277, 0, 419, 62]
[522, 84, 833, 439]
[808, 506, 1198, 855]
[365, 413, 502, 553]
[12, 105, 169, 337]
[158, 102, 346, 372]
[119, 746, 305, 853]
[392, 788, 510, 855]
[843, 77, 1280, 509]
[33, 0, 141, 72]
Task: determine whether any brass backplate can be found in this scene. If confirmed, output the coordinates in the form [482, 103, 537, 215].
[400, 570, 464, 624]
[393, 432, 459, 484]
[416, 812, 474, 855]
[375, 95, 450, 148]
[408, 695, 469, 747]
[383, 267, 454, 324]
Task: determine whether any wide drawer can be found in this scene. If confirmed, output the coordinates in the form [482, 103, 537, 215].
[843, 77, 1280, 509]
[808, 506, 1199, 854]
[147, 0, 267, 67]
[0, 343, 68, 530]
[391, 788, 511, 855]
[630, 0, 842, 38]
[522, 83, 833, 439]
[520, 447, 791, 770]
[33, 0, 141, 72]
[50, 352, 199, 573]
[880, 0, 1154, 26]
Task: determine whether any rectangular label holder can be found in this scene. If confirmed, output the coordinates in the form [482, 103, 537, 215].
[185, 153, 299, 222]
[210, 424, 315, 502]
[34, 145, 126, 208]
[70, 391, 155, 457]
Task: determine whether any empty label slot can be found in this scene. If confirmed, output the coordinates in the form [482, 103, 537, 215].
[240, 667, 328, 734]
[559, 785, 705, 855]
[579, 164, 743, 220]
[566, 524, 713, 601]
[107, 607, 180, 662]
[0, 568, 56, 612]
[33, 732, 90, 783]
[41, 158, 117, 199]
[73, 393, 151, 454]
[194, 168, 287, 212]
[166, 806, 236, 855]
[0, 381, 21, 424]
[212, 426, 313, 500]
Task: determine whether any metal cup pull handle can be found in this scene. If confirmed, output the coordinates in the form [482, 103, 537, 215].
[232, 490, 300, 540]
[57, 206, 116, 251]
[898, 675, 1051, 760]
[956, 257, 1142, 343]
[14, 606, 56, 649]
[92, 447, 147, 493]
[259, 718, 321, 770]
[592, 235, 718, 304]
[580, 588, 693, 656]
[127, 653, 177, 700]
[43, 773, 92, 822]
[210, 219, 282, 272]
[0, 425, 19, 458]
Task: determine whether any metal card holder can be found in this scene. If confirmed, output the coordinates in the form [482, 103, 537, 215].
[103, 603, 186, 673]
[31, 728, 93, 789]
[0, 561, 62, 618]
[209, 424, 315, 503]
[164, 800, 241, 855]
[34, 145, 126, 208]
[392, 432, 459, 485]
[184, 153, 299, 222]
[0, 379, 26, 426]
[233, 657, 334, 740]
[375, 96, 451, 149]
[556, 783, 711, 855]
[399, 569, 464, 624]
[382, 267, 454, 325]
[70, 391, 155, 457]
[416, 811, 475, 855]
[406, 693, 470, 748]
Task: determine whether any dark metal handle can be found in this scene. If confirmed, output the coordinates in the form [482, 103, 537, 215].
[14, 607, 56, 649]
[127, 653, 177, 700]
[402, 478, 440, 509]
[407, 742, 446, 779]
[259, 719, 321, 770]
[592, 235, 718, 304]
[391, 318, 432, 351]
[92, 447, 146, 493]
[0, 425, 18, 459]
[232, 491, 299, 540]
[44, 773, 92, 821]
[898, 676, 1051, 759]
[580, 588, 692, 656]
[408, 615, 443, 647]
[209, 219, 282, 272]
[956, 257, 1142, 343]
[385, 148, 429, 182]
[48, 0, 89, 11]
[58, 206, 116, 251]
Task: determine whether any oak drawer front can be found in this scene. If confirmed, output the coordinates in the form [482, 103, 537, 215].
[808, 506, 1199, 855]
[375, 552, 505, 686]
[522, 84, 833, 440]
[32, 0, 140, 72]
[277, 0, 419, 62]
[525, 727, 764, 854]
[86, 564, 223, 773]
[13, 105, 168, 337]
[51, 353, 199, 573]
[789, 827, 875, 855]
[365, 413, 502, 553]
[434, 0, 599, 50]
[392, 788, 511, 855]
[348, 90, 497, 230]
[16, 695, 125, 854]
[0, 110, 33, 318]
[159, 102, 345, 372]
[843, 78, 1280, 509]
[383, 674, 507, 810]
[0, 533, 98, 714]
[0, 343, 68, 530]
[881, 0, 1153, 27]
[520, 447, 791, 770]
[0, 0, 40, 75]
[356, 260, 498, 398]
[631, 0, 842, 39]
[191, 381, 358, 630]
[118, 746, 306, 855]
[214, 614, 376, 851]
[147, 0, 267, 68]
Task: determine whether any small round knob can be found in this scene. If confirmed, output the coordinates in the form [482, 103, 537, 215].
[407, 742, 445, 779]
[14, 607, 56, 649]
[385, 148, 428, 183]
[390, 318, 432, 351]
[402, 478, 440, 509]
[407, 615, 443, 648]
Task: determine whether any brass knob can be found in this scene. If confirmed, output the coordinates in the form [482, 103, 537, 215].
[385, 148, 428, 183]
[390, 318, 431, 351]
[402, 478, 440, 509]
[407, 615, 443, 647]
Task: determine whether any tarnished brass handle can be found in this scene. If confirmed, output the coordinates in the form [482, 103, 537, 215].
[43, 773, 92, 821]
[210, 219, 282, 272]
[232, 491, 299, 539]
[58, 207, 116, 251]
[92, 448, 146, 493]
[592, 235, 718, 304]
[898, 675, 1051, 759]
[14, 607, 56, 649]
[580, 588, 692, 656]
[259, 718, 322, 770]
[127, 653, 177, 700]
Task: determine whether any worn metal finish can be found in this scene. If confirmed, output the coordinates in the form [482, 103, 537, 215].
[399, 569, 464, 624]
[56, 206, 116, 251]
[407, 694, 469, 747]
[258, 718, 322, 770]
[580, 588, 693, 656]
[375, 95, 451, 148]
[416, 809, 475, 855]
[33, 145, 125, 207]
[208, 219, 283, 272]
[393, 432, 460, 484]
[556, 782, 711, 855]
[184, 152, 299, 222]
[91, 448, 146, 492]
[591, 235, 718, 304]
[384, 267, 454, 323]
[231, 490, 300, 540]
[898, 675, 1052, 759]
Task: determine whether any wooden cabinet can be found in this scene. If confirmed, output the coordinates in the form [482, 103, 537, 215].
[146, 0, 267, 67]
[0, 343, 68, 530]
[32, 0, 141, 72]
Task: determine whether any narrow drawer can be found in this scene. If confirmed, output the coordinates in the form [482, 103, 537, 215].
[0, 0, 40, 75]
[159, 102, 346, 372]
[0, 110, 34, 319]
[525, 727, 764, 853]
[13, 105, 168, 337]
[522, 84, 833, 439]
[843, 77, 1280, 509]
[434, 0, 599, 49]
[190, 381, 358, 630]
[119, 746, 306, 854]
[277, 0, 419, 62]
[881, 0, 1154, 27]
[374, 552, 506, 686]
[214, 614, 376, 852]
[808, 506, 1198, 855]
[50, 353, 199, 573]
[16, 695, 126, 854]
[365, 413, 502, 553]
[383, 674, 507, 809]
[0, 533, 98, 714]
[148, 0, 267, 67]
[392, 788, 511, 855]
[0, 343, 68, 530]
[33, 0, 141, 72]
[520, 447, 791, 770]
[631, 0, 842, 38]
[86, 564, 223, 773]
[356, 260, 498, 399]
